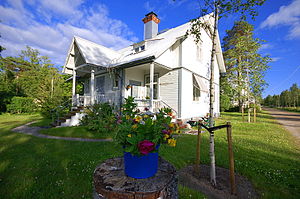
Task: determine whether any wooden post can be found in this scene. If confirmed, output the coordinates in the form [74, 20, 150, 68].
[195, 120, 202, 174]
[254, 106, 256, 123]
[241, 106, 244, 122]
[247, 107, 251, 123]
[226, 122, 236, 195]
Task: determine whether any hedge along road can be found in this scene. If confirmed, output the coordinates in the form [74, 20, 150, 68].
[12, 121, 113, 142]
[263, 108, 300, 144]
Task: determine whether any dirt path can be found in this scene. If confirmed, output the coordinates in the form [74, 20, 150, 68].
[12, 121, 112, 142]
[263, 108, 300, 141]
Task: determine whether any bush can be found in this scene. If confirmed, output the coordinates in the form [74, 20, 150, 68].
[80, 102, 117, 134]
[6, 97, 38, 114]
[226, 106, 240, 112]
[249, 103, 262, 113]
[40, 96, 71, 118]
[220, 95, 232, 111]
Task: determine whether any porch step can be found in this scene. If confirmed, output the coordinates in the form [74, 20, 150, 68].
[52, 106, 86, 127]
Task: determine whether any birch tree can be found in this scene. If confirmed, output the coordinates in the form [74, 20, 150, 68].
[185, 0, 266, 187]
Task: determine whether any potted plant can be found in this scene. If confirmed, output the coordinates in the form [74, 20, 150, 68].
[115, 97, 184, 179]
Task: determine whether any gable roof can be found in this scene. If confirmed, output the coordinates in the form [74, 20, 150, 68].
[74, 37, 120, 66]
[63, 14, 225, 73]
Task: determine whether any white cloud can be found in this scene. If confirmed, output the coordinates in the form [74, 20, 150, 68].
[260, 43, 273, 51]
[271, 57, 281, 62]
[0, 0, 137, 66]
[144, 1, 155, 12]
[260, 0, 300, 39]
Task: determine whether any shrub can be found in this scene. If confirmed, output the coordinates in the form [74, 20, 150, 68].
[40, 96, 71, 118]
[249, 103, 262, 113]
[6, 97, 38, 114]
[220, 95, 232, 111]
[80, 102, 117, 134]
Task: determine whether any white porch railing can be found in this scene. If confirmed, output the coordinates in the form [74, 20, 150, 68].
[73, 93, 177, 115]
[74, 93, 118, 107]
[134, 99, 162, 112]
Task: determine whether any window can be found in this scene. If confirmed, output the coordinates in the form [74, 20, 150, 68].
[145, 74, 158, 99]
[113, 73, 119, 89]
[84, 79, 90, 94]
[134, 45, 146, 53]
[96, 76, 105, 94]
[193, 76, 201, 101]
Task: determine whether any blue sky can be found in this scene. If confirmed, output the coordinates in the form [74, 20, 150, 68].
[0, 0, 299, 97]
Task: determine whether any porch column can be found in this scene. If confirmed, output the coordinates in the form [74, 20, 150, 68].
[72, 69, 76, 106]
[90, 69, 95, 105]
[149, 62, 154, 111]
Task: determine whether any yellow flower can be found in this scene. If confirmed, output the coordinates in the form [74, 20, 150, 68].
[143, 115, 149, 119]
[125, 115, 130, 120]
[134, 115, 142, 122]
[168, 138, 176, 147]
[127, 134, 132, 137]
[163, 134, 170, 140]
[169, 123, 175, 128]
[132, 124, 138, 129]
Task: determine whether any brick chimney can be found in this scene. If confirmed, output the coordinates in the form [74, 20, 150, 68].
[142, 12, 160, 40]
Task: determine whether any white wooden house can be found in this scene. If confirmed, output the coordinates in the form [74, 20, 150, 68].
[62, 12, 225, 120]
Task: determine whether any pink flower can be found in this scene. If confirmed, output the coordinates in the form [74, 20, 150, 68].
[138, 140, 155, 155]
[117, 120, 122, 124]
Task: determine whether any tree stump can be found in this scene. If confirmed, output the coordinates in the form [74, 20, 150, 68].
[93, 157, 178, 199]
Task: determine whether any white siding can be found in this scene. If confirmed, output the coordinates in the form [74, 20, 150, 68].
[156, 40, 181, 68]
[160, 70, 179, 113]
[180, 69, 210, 119]
[178, 29, 221, 119]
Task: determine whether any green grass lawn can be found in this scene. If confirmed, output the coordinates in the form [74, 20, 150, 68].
[39, 126, 115, 139]
[278, 107, 300, 113]
[0, 112, 299, 198]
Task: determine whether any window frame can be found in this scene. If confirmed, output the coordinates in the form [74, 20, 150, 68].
[193, 76, 201, 101]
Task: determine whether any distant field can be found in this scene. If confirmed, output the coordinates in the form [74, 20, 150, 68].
[278, 107, 300, 113]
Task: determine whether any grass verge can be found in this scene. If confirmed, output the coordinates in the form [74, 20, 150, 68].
[278, 107, 300, 113]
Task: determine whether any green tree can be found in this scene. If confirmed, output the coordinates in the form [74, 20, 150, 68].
[0, 46, 69, 115]
[185, 0, 266, 186]
[222, 21, 271, 113]
[0, 30, 5, 57]
[290, 83, 299, 107]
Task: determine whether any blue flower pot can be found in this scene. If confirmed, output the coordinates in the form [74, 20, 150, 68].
[124, 152, 159, 179]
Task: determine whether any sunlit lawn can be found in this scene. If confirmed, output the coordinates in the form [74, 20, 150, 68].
[0, 111, 299, 198]
[0, 114, 203, 198]
[160, 111, 300, 198]
[39, 126, 115, 139]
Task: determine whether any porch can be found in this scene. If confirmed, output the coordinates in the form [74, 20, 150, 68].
[70, 62, 177, 114]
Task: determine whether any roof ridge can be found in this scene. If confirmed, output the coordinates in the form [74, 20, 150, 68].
[74, 36, 119, 53]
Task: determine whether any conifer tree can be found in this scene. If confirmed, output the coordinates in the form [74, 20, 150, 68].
[222, 20, 271, 117]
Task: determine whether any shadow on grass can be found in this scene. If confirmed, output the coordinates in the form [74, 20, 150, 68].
[0, 129, 121, 198]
